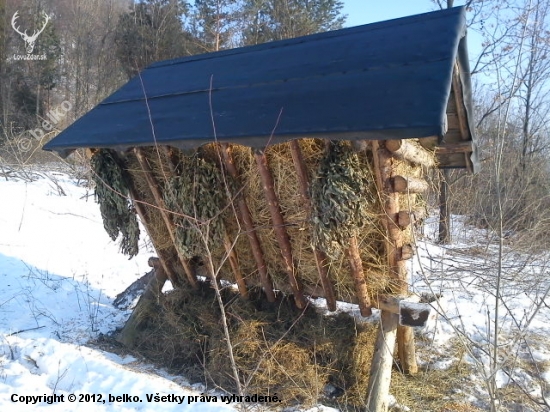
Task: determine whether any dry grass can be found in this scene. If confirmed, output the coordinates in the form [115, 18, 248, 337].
[126, 282, 487, 411]
[130, 283, 378, 408]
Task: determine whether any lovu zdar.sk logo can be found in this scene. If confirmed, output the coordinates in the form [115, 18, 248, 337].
[11, 10, 50, 56]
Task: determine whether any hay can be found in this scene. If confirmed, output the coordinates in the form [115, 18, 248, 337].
[124, 152, 175, 252]
[128, 284, 484, 410]
[227, 140, 391, 301]
[132, 284, 378, 408]
[119, 139, 431, 300]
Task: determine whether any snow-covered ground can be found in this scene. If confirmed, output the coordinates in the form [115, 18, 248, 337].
[0, 169, 549, 411]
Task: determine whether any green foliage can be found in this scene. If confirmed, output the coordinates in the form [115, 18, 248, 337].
[90, 149, 140, 258]
[34, 14, 62, 90]
[242, 0, 346, 44]
[114, 0, 196, 78]
[164, 154, 228, 259]
[0, 4, 61, 137]
[311, 141, 376, 259]
[188, 0, 241, 52]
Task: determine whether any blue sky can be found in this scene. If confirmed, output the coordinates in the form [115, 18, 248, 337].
[341, 1, 483, 62]
[342, 0, 438, 27]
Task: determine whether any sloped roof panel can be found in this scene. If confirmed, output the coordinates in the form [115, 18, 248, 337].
[43, 6, 476, 170]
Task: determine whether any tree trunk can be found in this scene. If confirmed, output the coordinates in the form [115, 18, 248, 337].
[438, 170, 451, 244]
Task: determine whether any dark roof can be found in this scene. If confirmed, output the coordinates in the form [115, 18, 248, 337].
[43, 6, 478, 171]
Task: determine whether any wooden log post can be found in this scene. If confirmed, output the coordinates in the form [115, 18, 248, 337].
[220, 144, 276, 302]
[393, 175, 429, 194]
[133, 148, 198, 289]
[289, 140, 337, 312]
[254, 148, 307, 309]
[128, 185, 180, 285]
[386, 139, 436, 168]
[366, 310, 399, 412]
[367, 140, 418, 412]
[439, 169, 451, 244]
[347, 236, 373, 317]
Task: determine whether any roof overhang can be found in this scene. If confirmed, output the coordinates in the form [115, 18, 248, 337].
[43, 6, 478, 171]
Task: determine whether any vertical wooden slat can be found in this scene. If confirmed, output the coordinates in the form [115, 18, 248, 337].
[223, 232, 248, 299]
[133, 148, 198, 289]
[289, 140, 337, 312]
[347, 236, 372, 317]
[220, 144, 276, 302]
[439, 169, 451, 244]
[254, 148, 307, 309]
[128, 185, 178, 287]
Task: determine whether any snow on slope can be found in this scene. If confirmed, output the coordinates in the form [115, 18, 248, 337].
[0, 172, 251, 411]
[0, 170, 549, 411]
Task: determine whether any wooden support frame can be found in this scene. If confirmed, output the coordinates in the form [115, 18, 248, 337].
[254, 148, 307, 309]
[133, 147, 198, 289]
[223, 232, 248, 299]
[366, 310, 399, 412]
[393, 175, 429, 194]
[289, 140, 337, 311]
[385, 139, 436, 168]
[128, 185, 178, 286]
[220, 144, 276, 302]
[368, 140, 420, 412]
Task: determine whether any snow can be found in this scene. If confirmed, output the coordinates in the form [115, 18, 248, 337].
[1, 170, 549, 411]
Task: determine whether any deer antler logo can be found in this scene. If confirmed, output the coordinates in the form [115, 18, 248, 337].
[11, 11, 51, 54]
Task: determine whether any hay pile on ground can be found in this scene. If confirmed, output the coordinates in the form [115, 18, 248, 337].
[131, 283, 378, 408]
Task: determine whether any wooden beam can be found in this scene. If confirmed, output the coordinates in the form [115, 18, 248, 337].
[372, 141, 419, 388]
[220, 144, 276, 302]
[104, 150, 179, 287]
[254, 148, 306, 309]
[133, 148, 198, 289]
[289, 140, 337, 312]
[451, 62, 471, 141]
[435, 141, 474, 155]
[393, 175, 429, 194]
[385, 139, 436, 168]
[128, 184, 179, 287]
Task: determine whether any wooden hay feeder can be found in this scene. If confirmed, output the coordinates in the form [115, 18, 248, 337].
[44, 7, 478, 412]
